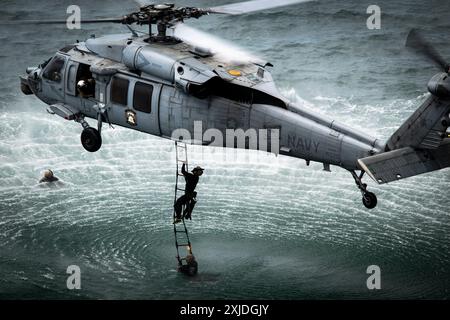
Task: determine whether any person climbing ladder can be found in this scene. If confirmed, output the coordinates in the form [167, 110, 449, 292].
[173, 163, 204, 224]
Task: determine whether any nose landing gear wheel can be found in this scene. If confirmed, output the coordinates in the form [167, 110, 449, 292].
[362, 192, 377, 209]
[81, 127, 102, 152]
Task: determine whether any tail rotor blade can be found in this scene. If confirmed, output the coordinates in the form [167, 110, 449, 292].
[406, 29, 449, 72]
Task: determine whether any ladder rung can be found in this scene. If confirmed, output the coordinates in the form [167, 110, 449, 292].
[177, 188, 185, 191]
[177, 243, 191, 247]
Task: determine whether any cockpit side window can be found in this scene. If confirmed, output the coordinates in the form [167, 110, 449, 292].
[42, 56, 66, 83]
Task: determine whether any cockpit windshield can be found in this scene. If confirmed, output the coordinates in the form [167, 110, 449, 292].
[42, 56, 66, 82]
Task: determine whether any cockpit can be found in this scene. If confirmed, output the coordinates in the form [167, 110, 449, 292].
[42, 56, 65, 82]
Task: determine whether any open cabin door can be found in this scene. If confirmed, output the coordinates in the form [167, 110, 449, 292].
[64, 60, 105, 118]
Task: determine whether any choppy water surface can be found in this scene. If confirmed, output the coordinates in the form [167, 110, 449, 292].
[0, 0, 449, 299]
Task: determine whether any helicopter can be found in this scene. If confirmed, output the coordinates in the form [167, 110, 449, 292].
[12, 0, 450, 209]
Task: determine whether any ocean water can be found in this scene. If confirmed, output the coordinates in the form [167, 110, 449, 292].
[0, 0, 449, 299]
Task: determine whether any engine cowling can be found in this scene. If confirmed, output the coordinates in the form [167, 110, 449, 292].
[122, 44, 217, 96]
[427, 72, 450, 98]
[122, 44, 176, 82]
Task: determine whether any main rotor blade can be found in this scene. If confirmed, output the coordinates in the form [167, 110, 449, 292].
[173, 23, 263, 64]
[0, 18, 124, 25]
[406, 29, 449, 72]
[133, 0, 153, 8]
[206, 0, 314, 15]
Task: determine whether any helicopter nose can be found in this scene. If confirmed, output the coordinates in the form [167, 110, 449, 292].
[20, 67, 41, 95]
[20, 75, 33, 95]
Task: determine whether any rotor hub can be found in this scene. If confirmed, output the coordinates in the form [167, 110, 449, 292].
[124, 5, 207, 26]
[122, 5, 207, 43]
[153, 4, 174, 10]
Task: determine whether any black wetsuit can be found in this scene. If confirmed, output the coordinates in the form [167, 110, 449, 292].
[39, 176, 59, 183]
[183, 198, 197, 220]
[181, 163, 199, 195]
[174, 164, 199, 219]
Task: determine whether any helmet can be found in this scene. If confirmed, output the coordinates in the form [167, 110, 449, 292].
[77, 80, 87, 91]
[192, 166, 204, 173]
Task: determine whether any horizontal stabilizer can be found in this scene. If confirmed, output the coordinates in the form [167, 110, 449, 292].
[358, 140, 450, 184]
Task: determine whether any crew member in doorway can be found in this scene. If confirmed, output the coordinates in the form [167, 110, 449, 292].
[77, 78, 95, 98]
[178, 254, 198, 276]
[174, 164, 203, 223]
[39, 169, 59, 183]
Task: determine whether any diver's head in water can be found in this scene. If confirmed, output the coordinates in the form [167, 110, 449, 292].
[39, 169, 59, 184]
[186, 254, 196, 264]
[44, 170, 54, 179]
[178, 254, 198, 276]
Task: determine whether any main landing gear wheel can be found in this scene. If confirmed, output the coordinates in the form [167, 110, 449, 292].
[81, 127, 102, 152]
[350, 170, 378, 209]
[362, 192, 377, 209]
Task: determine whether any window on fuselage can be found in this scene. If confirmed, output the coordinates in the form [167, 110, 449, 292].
[133, 82, 153, 113]
[111, 77, 129, 106]
[42, 56, 66, 83]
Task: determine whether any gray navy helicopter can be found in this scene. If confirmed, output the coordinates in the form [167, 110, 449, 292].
[14, 0, 450, 209]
